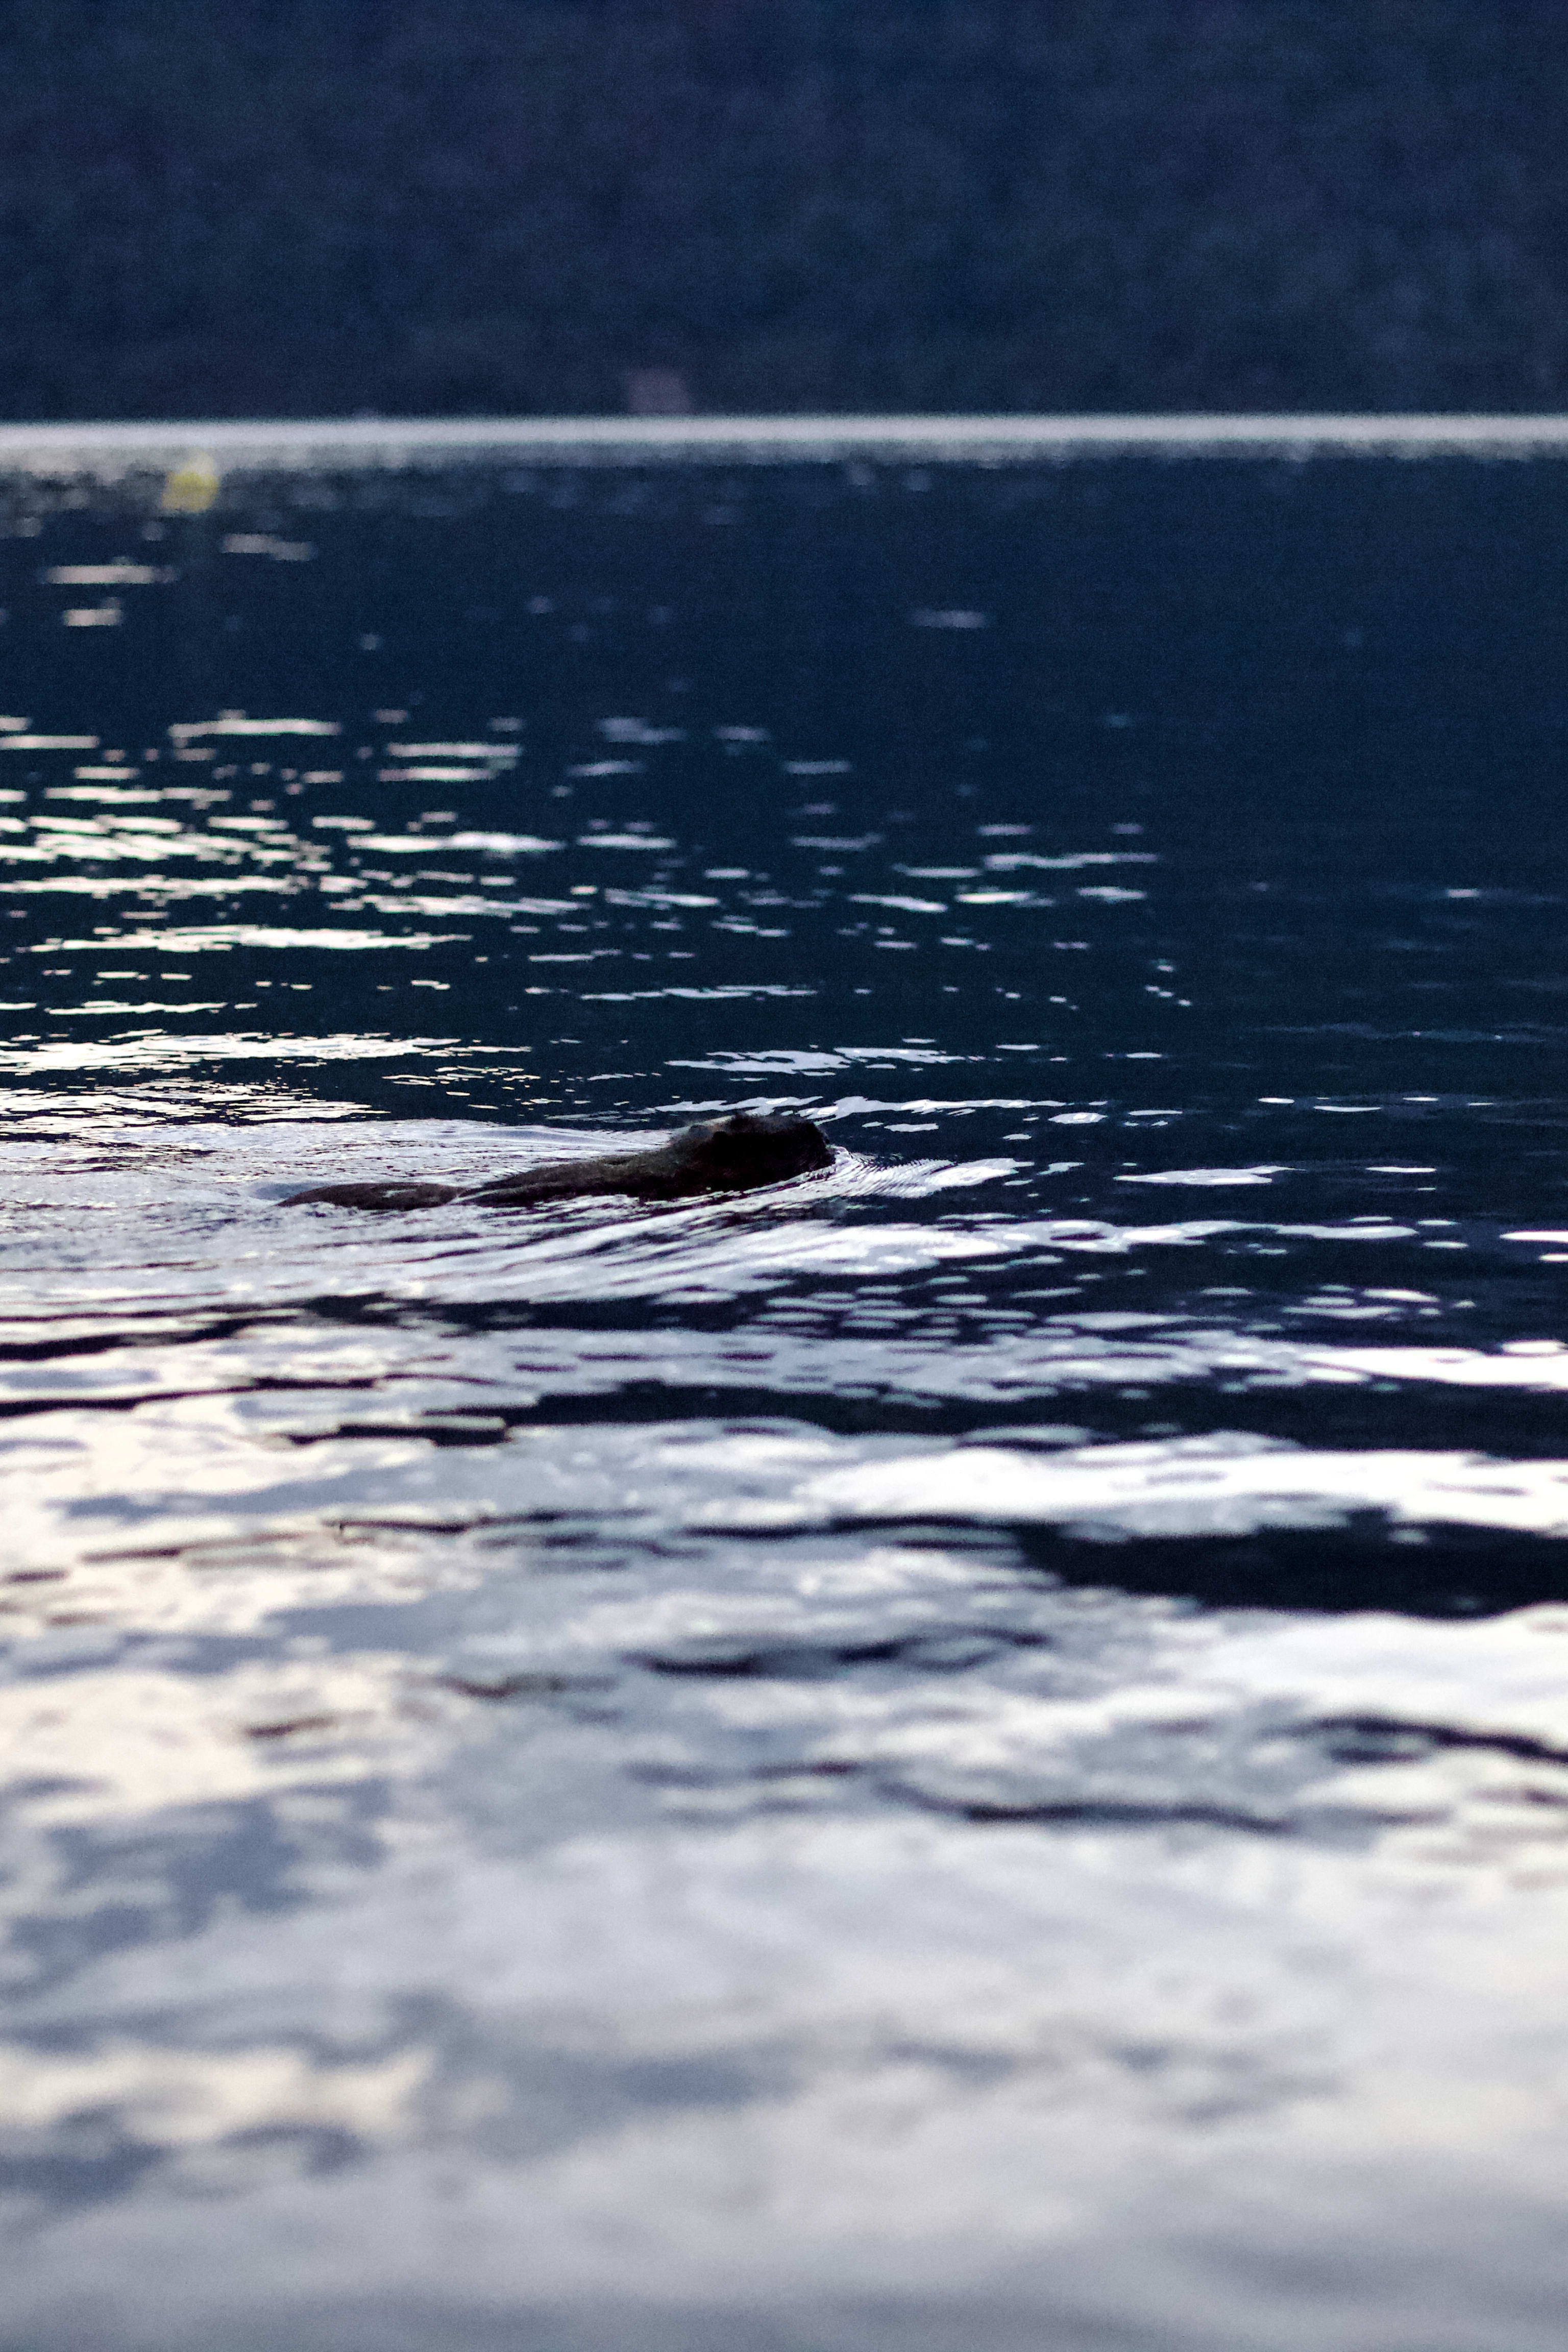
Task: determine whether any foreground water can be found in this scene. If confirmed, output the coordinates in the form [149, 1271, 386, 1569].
[2, 449, 1567, 2349]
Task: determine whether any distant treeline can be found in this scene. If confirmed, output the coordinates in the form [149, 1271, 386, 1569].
[2, 0, 1565, 418]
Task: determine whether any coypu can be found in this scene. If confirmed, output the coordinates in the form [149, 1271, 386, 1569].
[282, 1109, 832, 1212]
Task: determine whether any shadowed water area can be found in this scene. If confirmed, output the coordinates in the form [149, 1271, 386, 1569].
[3, 448, 1568, 2349]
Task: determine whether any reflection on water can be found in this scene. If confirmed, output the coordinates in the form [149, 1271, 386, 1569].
[3, 454, 1568, 2349]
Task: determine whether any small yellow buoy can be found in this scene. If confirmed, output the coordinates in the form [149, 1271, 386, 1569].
[161, 452, 220, 515]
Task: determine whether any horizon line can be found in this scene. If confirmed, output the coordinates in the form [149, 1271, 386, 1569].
[5, 412, 1568, 472]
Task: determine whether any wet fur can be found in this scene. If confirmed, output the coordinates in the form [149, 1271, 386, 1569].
[283, 1111, 832, 1212]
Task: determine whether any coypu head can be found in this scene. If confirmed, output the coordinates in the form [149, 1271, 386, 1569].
[671, 1111, 832, 1191]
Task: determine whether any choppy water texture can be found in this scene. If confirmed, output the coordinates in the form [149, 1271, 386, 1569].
[3, 451, 1568, 2350]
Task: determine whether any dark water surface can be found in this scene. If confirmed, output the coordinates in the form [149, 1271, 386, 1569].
[3, 452, 1568, 2349]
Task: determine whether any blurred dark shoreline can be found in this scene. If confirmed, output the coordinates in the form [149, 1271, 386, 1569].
[4, 0, 1565, 423]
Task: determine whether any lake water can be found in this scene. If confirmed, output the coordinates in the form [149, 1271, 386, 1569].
[3, 443, 1568, 2350]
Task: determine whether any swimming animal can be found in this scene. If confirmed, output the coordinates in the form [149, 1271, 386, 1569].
[282, 1110, 832, 1212]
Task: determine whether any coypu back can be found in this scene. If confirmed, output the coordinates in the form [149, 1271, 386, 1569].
[284, 1112, 831, 1212]
[467, 1111, 832, 1205]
